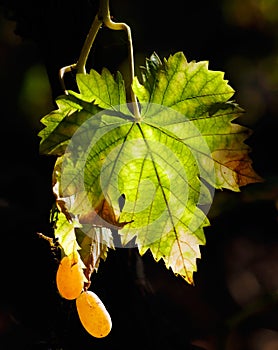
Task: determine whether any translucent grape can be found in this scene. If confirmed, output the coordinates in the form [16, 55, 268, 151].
[76, 290, 112, 338]
[56, 253, 84, 300]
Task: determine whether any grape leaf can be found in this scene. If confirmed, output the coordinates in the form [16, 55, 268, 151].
[132, 52, 262, 191]
[39, 51, 262, 283]
[39, 95, 102, 156]
[52, 158, 115, 276]
[53, 211, 81, 257]
[75, 226, 114, 280]
[68, 67, 129, 111]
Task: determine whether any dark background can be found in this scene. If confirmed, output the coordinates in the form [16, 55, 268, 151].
[0, 1, 277, 349]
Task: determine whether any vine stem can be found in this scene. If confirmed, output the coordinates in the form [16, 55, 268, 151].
[59, 0, 141, 121]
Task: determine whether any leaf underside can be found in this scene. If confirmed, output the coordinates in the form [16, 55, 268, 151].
[39, 51, 262, 284]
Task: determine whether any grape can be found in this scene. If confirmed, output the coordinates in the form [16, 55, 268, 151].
[76, 290, 112, 338]
[56, 253, 84, 300]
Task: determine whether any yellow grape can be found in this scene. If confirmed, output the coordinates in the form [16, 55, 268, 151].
[56, 253, 84, 300]
[76, 290, 112, 338]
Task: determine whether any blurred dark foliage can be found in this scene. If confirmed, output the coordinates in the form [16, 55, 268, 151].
[0, 1, 277, 349]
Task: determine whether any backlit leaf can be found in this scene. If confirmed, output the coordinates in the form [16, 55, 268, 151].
[39, 52, 262, 283]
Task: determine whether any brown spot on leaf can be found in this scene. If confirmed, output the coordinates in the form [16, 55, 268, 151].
[79, 196, 133, 229]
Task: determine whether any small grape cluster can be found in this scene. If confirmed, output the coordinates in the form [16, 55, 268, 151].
[56, 253, 112, 338]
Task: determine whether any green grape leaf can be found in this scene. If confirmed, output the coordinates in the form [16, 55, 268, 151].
[53, 211, 81, 257]
[38, 94, 101, 156]
[132, 52, 262, 191]
[69, 68, 131, 113]
[39, 51, 262, 284]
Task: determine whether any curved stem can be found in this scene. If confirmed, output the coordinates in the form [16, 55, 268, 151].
[59, 0, 141, 120]
[75, 16, 102, 74]
[100, 0, 140, 120]
[59, 64, 77, 94]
